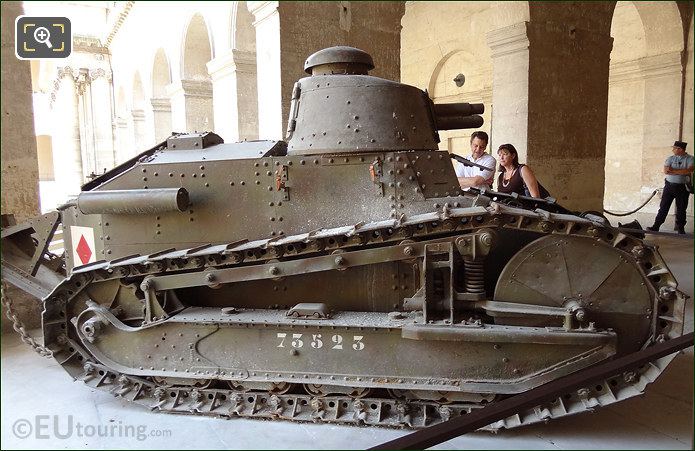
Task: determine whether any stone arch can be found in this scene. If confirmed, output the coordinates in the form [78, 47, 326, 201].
[429, 50, 492, 104]
[604, 1, 686, 214]
[152, 48, 172, 98]
[427, 50, 459, 96]
[182, 13, 214, 80]
[177, 13, 214, 132]
[151, 48, 173, 142]
[205, 0, 259, 142]
[231, 1, 256, 52]
[631, 2, 683, 56]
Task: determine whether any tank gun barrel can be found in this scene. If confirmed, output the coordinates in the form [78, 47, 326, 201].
[433, 102, 485, 131]
[435, 115, 484, 131]
[73, 188, 190, 215]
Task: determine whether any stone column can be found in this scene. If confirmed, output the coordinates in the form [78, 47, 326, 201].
[52, 68, 84, 196]
[75, 68, 95, 178]
[166, 79, 214, 133]
[131, 109, 147, 151]
[166, 81, 186, 132]
[115, 117, 131, 162]
[151, 97, 172, 143]
[639, 52, 683, 192]
[487, 22, 613, 211]
[604, 59, 645, 212]
[90, 69, 116, 173]
[1, 1, 39, 217]
[248, 1, 283, 139]
[487, 23, 531, 160]
[207, 49, 259, 142]
[1, 1, 42, 332]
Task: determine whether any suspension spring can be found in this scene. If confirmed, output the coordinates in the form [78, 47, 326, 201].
[463, 257, 485, 293]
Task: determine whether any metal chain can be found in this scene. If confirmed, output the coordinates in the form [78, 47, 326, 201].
[603, 189, 660, 217]
[1, 281, 53, 357]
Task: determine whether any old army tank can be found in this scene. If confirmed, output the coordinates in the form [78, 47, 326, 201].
[1, 46, 687, 430]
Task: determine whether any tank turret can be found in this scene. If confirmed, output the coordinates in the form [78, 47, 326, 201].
[286, 46, 484, 155]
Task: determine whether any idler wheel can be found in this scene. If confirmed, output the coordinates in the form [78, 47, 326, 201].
[494, 235, 653, 354]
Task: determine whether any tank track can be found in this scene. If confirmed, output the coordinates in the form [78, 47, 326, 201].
[42, 201, 686, 430]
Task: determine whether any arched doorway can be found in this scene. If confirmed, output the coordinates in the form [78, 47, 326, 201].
[605, 1, 685, 216]
[206, 1, 258, 142]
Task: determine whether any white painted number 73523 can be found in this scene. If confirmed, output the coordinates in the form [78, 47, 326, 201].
[276, 333, 364, 350]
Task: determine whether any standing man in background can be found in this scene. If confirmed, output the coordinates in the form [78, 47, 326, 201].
[452, 131, 496, 190]
[647, 141, 694, 234]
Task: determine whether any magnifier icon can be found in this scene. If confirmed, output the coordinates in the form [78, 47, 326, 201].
[33, 26, 53, 49]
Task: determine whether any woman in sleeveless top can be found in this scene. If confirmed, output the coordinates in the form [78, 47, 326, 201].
[496, 143, 542, 197]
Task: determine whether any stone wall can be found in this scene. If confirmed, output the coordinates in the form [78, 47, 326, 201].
[281, 1, 404, 138]
[400, 2, 499, 155]
[251, 1, 405, 139]
[525, 6, 613, 211]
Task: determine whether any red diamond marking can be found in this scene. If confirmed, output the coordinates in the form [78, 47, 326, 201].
[76, 235, 92, 265]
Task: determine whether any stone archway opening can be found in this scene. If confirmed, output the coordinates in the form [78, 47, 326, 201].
[605, 1, 686, 216]
[176, 13, 214, 132]
[205, 1, 258, 142]
[604, 1, 648, 212]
